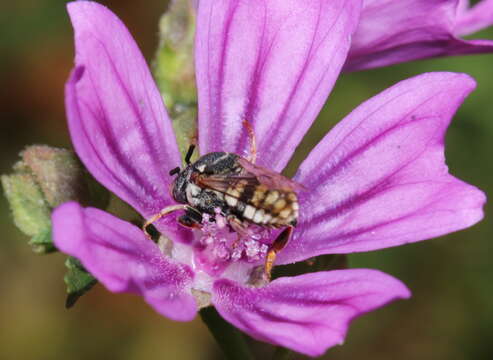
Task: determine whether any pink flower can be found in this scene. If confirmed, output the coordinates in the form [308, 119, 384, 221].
[345, 0, 493, 71]
[53, 1, 485, 356]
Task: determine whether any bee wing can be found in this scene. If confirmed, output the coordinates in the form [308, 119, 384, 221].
[194, 172, 260, 195]
[193, 158, 306, 195]
[237, 157, 307, 192]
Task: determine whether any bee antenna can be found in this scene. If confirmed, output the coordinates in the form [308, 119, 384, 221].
[169, 167, 181, 176]
[184, 144, 195, 165]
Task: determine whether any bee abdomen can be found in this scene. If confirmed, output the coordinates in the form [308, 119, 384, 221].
[264, 190, 299, 227]
[236, 187, 299, 227]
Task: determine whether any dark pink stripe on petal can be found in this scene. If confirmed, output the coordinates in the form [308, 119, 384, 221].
[52, 202, 197, 321]
[212, 269, 410, 357]
[65, 2, 181, 220]
[278, 72, 486, 264]
[196, 0, 362, 171]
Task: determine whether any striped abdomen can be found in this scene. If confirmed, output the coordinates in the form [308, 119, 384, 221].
[224, 181, 299, 227]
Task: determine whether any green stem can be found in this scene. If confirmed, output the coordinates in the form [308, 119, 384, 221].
[272, 346, 294, 360]
[200, 307, 254, 360]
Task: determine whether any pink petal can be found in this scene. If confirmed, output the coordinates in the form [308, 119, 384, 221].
[279, 73, 485, 264]
[65, 2, 181, 220]
[52, 202, 197, 321]
[212, 269, 410, 357]
[455, 0, 493, 36]
[195, 0, 362, 171]
[345, 0, 493, 72]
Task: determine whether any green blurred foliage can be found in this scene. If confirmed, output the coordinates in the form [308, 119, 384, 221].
[0, 1, 492, 360]
[154, 0, 198, 160]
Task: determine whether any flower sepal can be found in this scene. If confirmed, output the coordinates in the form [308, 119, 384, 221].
[30, 229, 55, 254]
[64, 256, 97, 309]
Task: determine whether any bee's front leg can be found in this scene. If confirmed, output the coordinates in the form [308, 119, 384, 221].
[264, 226, 293, 280]
[142, 204, 189, 239]
[226, 215, 248, 236]
[178, 207, 204, 229]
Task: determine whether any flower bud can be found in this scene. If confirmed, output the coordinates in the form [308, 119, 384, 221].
[2, 145, 110, 253]
[22, 145, 90, 207]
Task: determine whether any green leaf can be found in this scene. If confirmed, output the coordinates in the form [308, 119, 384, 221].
[64, 256, 97, 308]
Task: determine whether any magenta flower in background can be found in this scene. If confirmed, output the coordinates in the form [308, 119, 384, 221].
[53, 1, 486, 356]
[345, 0, 493, 71]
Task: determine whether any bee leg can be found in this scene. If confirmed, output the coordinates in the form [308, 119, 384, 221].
[264, 226, 293, 280]
[143, 204, 189, 239]
[178, 207, 203, 229]
[226, 215, 249, 249]
[242, 119, 257, 164]
[226, 215, 248, 236]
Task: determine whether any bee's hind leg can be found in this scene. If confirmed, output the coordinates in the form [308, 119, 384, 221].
[264, 226, 293, 280]
[226, 215, 251, 250]
[242, 119, 257, 164]
[143, 204, 189, 239]
[226, 215, 248, 236]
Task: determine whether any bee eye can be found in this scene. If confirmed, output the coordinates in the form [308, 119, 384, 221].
[169, 167, 180, 176]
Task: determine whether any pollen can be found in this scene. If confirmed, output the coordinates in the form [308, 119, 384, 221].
[195, 208, 273, 275]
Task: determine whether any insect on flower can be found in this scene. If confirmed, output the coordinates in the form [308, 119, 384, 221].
[143, 122, 305, 278]
[53, 2, 487, 356]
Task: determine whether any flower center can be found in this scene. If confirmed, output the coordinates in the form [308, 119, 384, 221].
[192, 208, 273, 277]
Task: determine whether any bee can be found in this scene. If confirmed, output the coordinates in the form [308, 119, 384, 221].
[143, 123, 304, 279]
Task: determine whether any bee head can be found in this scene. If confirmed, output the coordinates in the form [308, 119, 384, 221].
[169, 144, 196, 204]
[169, 167, 191, 203]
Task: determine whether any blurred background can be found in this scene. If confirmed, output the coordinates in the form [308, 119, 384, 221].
[1, 1, 492, 359]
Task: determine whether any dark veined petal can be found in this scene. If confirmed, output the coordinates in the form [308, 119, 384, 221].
[212, 269, 410, 357]
[279, 72, 485, 264]
[65, 2, 181, 221]
[195, 0, 362, 171]
[345, 0, 493, 72]
[52, 202, 197, 321]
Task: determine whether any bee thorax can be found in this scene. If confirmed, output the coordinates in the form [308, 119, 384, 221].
[172, 151, 300, 227]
